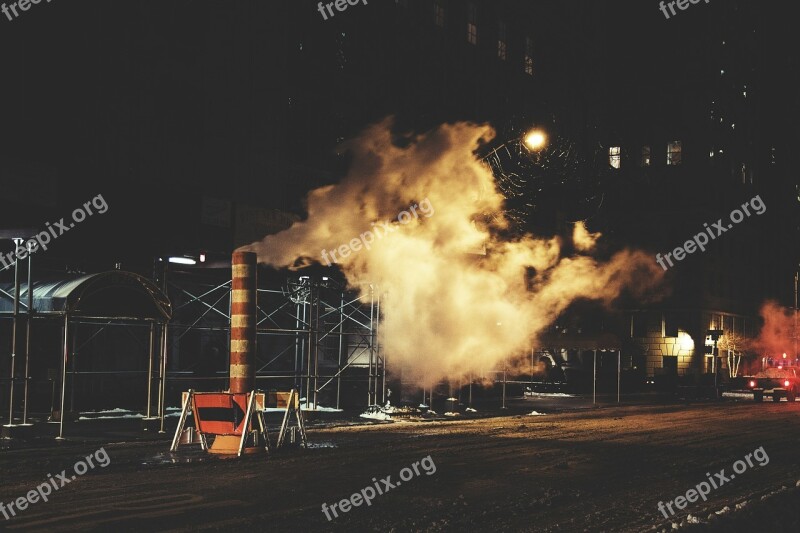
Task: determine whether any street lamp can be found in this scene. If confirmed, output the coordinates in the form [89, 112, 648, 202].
[708, 329, 723, 397]
[523, 129, 548, 151]
[168, 256, 197, 265]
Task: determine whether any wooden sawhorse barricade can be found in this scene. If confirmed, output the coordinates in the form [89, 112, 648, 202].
[170, 389, 308, 456]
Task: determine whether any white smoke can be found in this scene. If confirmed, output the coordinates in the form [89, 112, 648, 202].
[245, 119, 664, 386]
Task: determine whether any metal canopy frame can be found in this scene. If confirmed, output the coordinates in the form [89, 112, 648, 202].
[1, 271, 172, 439]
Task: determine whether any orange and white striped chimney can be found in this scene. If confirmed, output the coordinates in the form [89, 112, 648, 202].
[230, 251, 257, 393]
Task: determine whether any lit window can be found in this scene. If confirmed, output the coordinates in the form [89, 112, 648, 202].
[467, 3, 478, 45]
[667, 141, 682, 166]
[609, 146, 621, 169]
[497, 20, 507, 60]
[434, 0, 445, 27]
[641, 146, 651, 167]
[524, 37, 534, 75]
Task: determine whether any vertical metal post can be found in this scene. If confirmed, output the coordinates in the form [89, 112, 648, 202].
[6, 239, 22, 425]
[378, 291, 385, 405]
[336, 293, 344, 410]
[468, 373, 473, 408]
[145, 322, 155, 418]
[305, 285, 313, 405]
[294, 301, 302, 393]
[312, 286, 319, 410]
[501, 365, 507, 409]
[368, 285, 375, 406]
[22, 246, 33, 425]
[69, 325, 77, 413]
[158, 323, 168, 433]
[593, 349, 597, 405]
[56, 314, 69, 440]
[617, 350, 621, 404]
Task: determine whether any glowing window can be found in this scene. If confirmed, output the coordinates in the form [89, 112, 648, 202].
[467, 3, 478, 44]
[524, 37, 534, 75]
[497, 20, 507, 60]
[609, 146, 621, 169]
[667, 141, 682, 166]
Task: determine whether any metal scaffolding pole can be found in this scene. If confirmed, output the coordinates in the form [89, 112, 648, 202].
[617, 350, 621, 404]
[593, 349, 597, 405]
[56, 313, 69, 440]
[305, 286, 313, 404]
[21, 248, 33, 425]
[6, 239, 22, 426]
[378, 290, 385, 405]
[368, 285, 375, 406]
[312, 287, 320, 410]
[145, 322, 155, 419]
[158, 323, 168, 433]
[336, 293, 344, 409]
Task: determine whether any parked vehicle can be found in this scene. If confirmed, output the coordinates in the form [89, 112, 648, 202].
[745, 366, 798, 402]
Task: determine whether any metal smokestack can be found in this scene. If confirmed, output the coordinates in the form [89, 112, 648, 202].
[230, 251, 257, 393]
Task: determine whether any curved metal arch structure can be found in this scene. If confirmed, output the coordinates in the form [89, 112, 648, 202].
[1, 271, 172, 439]
[0, 271, 172, 320]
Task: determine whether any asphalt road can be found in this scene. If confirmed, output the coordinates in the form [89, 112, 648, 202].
[1, 398, 799, 532]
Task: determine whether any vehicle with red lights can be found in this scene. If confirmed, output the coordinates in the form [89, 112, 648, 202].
[745, 366, 798, 402]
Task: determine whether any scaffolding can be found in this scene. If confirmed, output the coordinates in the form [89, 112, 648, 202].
[165, 270, 384, 410]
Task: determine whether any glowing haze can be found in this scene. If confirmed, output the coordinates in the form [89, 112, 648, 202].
[245, 120, 663, 386]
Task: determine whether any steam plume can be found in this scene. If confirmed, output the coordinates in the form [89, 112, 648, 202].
[245, 120, 663, 386]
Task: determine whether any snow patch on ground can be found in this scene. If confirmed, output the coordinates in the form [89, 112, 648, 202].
[359, 409, 392, 421]
[78, 414, 144, 420]
[528, 411, 547, 416]
[444, 412, 460, 417]
[465, 407, 477, 413]
[524, 392, 575, 398]
[722, 391, 754, 399]
[300, 401, 343, 412]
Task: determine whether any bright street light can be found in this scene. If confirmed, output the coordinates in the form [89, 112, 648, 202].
[168, 256, 197, 265]
[524, 129, 548, 151]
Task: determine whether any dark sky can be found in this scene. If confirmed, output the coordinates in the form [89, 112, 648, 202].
[0, 0, 795, 274]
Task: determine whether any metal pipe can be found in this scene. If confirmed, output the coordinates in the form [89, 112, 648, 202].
[158, 323, 168, 433]
[378, 291, 385, 405]
[313, 286, 319, 409]
[145, 322, 155, 418]
[7, 239, 21, 425]
[593, 349, 597, 405]
[22, 247, 33, 425]
[305, 286, 313, 403]
[617, 350, 621, 404]
[502, 364, 507, 409]
[69, 324, 77, 413]
[56, 313, 69, 440]
[368, 285, 375, 406]
[336, 292, 344, 409]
